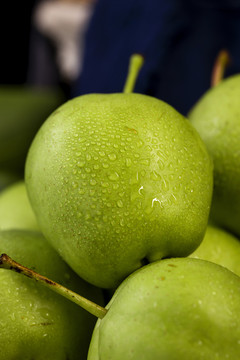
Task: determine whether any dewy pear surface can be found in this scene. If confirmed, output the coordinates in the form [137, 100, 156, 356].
[88, 258, 240, 360]
[25, 93, 213, 288]
[0, 229, 104, 360]
[189, 74, 240, 237]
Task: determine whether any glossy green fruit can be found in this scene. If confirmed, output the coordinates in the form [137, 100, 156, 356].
[88, 258, 240, 359]
[0, 229, 104, 360]
[25, 91, 213, 289]
[0, 181, 39, 231]
[189, 75, 240, 237]
[189, 225, 240, 276]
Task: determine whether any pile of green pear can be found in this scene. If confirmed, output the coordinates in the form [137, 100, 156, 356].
[1, 54, 240, 359]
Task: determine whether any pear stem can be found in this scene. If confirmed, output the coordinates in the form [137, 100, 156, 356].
[0, 253, 107, 319]
[211, 49, 231, 87]
[123, 54, 144, 93]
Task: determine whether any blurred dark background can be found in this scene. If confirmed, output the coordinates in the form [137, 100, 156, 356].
[2, 0, 240, 114]
[1, 0, 240, 188]
[1, 3, 35, 85]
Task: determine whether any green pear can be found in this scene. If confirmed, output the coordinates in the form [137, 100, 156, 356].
[190, 225, 240, 276]
[88, 258, 240, 359]
[25, 55, 213, 288]
[0, 180, 39, 231]
[2, 255, 239, 359]
[0, 229, 104, 360]
[189, 74, 240, 237]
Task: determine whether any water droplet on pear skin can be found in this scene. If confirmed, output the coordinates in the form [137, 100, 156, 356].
[138, 186, 145, 196]
[101, 181, 109, 188]
[150, 171, 161, 181]
[117, 200, 124, 208]
[72, 181, 78, 189]
[140, 159, 150, 166]
[90, 179, 97, 186]
[108, 172, 119, 181]
[77, 161, 85, 168]
[108, 153, 117, 161]
[103, 163, 109, 169]
[130, 172, 139, 185]
[125, 158, 132, 167]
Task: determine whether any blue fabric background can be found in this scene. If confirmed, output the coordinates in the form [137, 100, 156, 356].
[72, 0, 240, 115]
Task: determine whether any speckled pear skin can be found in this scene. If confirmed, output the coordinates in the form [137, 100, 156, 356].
[189, 75, 240, 237]
[190, 225, 240, 276]
[25, 93, 213, 289]
[88, 258, 240, 360]
[0, 229, 104, 360]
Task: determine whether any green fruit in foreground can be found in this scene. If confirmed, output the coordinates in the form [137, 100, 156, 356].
[25, 91, 213, 289]
[0, 181, 39, 231]
[88, 258, 240, 360]
[0, 230, 104, 360]
[25, 93, 213, 288]
[190, 225, 240, 276]
[25, 55, 213, 288]
[189, 75, 240, 237]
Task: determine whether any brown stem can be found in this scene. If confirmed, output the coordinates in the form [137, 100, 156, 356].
[0, 253, 107, 319]
[211, 49, 231, 87]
